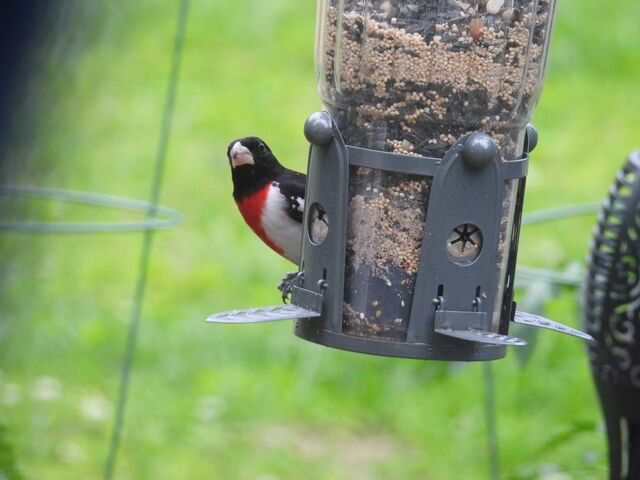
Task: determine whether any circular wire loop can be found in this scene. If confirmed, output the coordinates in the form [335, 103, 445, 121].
[0, 185, 182, 233]
[0, 186, 598, 283]
[521, 201, 600, 226]
[516, 202, 601, 287]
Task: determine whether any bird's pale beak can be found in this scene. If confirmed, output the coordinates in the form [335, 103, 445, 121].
[230, 142, 254, 168]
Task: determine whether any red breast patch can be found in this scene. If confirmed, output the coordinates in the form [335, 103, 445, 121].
[236, 183, 285, 257]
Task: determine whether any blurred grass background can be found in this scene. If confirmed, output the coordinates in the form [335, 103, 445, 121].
[0, 0, 638, 479]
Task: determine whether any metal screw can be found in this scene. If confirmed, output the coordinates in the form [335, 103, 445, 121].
[432, 296, 444, 309]
[446, 224, 483, 264]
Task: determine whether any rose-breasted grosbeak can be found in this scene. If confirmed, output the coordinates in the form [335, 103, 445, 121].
[227, 137, 306, 298]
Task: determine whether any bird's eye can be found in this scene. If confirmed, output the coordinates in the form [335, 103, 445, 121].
[258, 143, 267, 154]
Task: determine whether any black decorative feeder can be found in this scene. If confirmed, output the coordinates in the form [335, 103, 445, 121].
[208, 0, 592, 361]
[584, 151, 640, 480]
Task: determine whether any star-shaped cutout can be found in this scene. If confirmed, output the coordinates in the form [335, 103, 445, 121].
[449, 224, 480, 253]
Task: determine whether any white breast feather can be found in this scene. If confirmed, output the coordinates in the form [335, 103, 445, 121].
[261, 183, 303, 265]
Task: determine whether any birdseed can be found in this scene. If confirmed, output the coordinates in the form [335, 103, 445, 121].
[320, 0, 554, 158]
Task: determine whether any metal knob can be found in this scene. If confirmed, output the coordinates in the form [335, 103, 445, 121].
[525, 124, 538, 154]
[304, 112, 334, 147]
[462, 133, 498, 170]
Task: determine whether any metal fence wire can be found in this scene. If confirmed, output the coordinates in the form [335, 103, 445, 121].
[102, 1, 190, 478]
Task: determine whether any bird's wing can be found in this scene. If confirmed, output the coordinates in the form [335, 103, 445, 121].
[275, 169, 306, 224]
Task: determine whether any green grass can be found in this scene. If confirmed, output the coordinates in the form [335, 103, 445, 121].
[0, 0, 639, 479]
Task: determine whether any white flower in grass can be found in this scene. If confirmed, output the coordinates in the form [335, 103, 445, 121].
[57, 440, 85, 464]
[79, 394, 111, 421]
[32, 376, 62, 401]
[195, 396, 226, 422]
[2, 383, 21, 405]
[539, 473, 572, 480]
[256, 475, 280, 480]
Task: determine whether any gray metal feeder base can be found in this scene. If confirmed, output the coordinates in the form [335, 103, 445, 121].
[294, 320, 505, 361]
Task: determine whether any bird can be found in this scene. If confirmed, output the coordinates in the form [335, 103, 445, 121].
[226, 136, 306, 300]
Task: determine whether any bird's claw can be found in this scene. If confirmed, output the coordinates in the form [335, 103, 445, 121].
[278, 271, 301, 303]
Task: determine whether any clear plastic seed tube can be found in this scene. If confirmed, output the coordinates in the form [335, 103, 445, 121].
[315, 0, 557, 340]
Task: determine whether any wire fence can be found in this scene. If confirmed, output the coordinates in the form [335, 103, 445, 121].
[102, 1, 190, 478]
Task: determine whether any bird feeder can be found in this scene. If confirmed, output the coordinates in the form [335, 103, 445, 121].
[208, 0, 592, 361]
